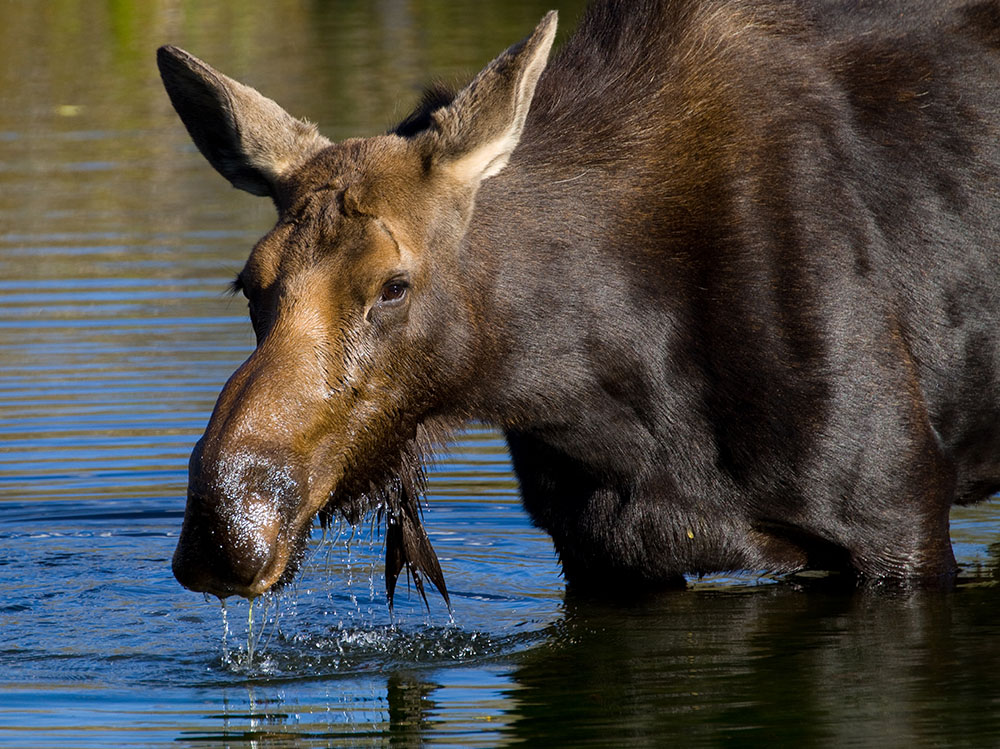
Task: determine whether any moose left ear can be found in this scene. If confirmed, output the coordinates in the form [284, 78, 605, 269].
[157, 45, 331, 199]
[425, 11, 558, 188]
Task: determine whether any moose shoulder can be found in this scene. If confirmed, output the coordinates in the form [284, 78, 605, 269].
[160, 0, 1000, 602]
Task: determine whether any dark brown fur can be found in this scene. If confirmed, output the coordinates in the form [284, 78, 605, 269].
[161, 0, 1000, 603]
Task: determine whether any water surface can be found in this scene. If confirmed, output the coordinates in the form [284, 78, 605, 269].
[1, 2, 998, 746]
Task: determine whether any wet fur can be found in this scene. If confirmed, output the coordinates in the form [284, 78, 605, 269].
[315, 428, 450, 607]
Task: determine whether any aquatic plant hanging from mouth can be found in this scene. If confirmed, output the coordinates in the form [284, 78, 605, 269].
[319, 443, 449, 610]
[384, 484, 449, 609]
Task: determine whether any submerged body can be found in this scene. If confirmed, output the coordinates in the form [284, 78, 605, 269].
[161, 0, 1000, 601]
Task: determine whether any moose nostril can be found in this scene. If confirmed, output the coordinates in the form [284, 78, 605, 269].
[172, 495, 283, 597]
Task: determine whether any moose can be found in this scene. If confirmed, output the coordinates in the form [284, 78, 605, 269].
[161, 0, 1000, 605]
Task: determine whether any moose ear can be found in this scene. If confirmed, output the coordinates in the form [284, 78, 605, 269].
[425, 11, 557, 187]
[156, 45, 330, 198]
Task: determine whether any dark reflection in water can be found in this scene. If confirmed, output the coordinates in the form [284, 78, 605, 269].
[506, 579, 1000, 747]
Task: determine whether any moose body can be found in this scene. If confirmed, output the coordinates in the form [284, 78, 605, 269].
[161, 0, 1000, 602]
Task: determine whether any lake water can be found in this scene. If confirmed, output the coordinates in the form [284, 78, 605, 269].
[1, 2, 999, 746]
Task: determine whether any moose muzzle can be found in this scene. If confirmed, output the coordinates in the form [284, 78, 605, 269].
[172, 438, 308, 598]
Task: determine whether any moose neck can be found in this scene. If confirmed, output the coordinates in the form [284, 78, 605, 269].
[448, 3, 782, 472]
[443, 3, 686, 454]
[455, 119, 674, 466]
[442, 0, 825, 474]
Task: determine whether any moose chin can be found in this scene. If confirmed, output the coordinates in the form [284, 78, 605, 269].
[160, 0, 1000, 605]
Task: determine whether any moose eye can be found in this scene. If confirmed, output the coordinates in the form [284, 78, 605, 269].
[378, 279, 409, 305]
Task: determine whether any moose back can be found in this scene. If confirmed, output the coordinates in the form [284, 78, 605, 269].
[159, 0, 1000, 603]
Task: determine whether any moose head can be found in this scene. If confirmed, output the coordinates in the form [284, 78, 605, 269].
[160, 13, 558, 604]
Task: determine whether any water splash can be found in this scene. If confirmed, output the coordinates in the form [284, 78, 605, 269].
[201, 517, 543, 679]
[264, 621, 548, 677]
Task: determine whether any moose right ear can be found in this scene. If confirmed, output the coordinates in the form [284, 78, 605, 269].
[156, 45, 330, 198]
[420, 11, 558, 190]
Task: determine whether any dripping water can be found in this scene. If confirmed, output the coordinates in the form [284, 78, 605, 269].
[219, 597, 230, 664]
[247, 598, 255, 669]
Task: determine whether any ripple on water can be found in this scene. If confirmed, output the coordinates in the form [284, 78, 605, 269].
[213, 622, 547, 683]
[205, 569, 559, 685]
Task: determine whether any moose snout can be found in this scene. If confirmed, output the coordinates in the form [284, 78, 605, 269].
[172, 328, 335, 598]
[172, 491, 284, 598]
[173, 441, 305, 598]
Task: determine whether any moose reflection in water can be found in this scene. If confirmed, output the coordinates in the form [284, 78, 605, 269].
[196, 575, 1000, 745]
[504, 579, 1000, 746]
[160, 0, 1000, 605]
